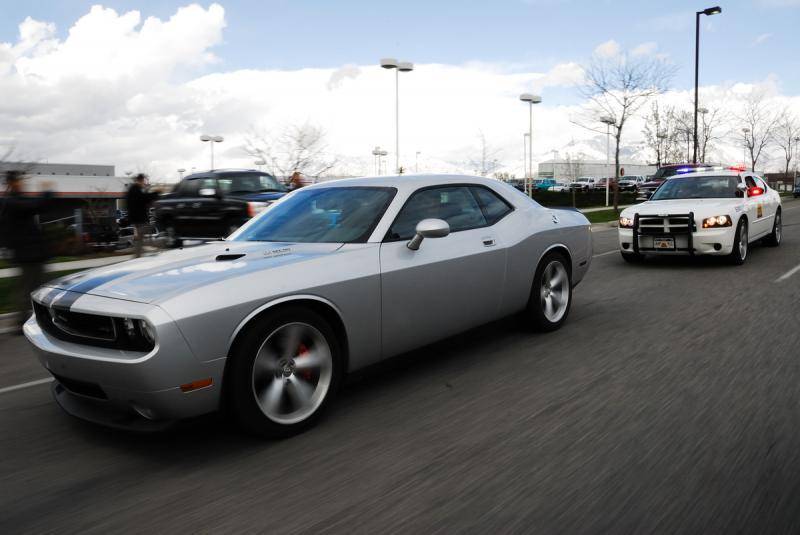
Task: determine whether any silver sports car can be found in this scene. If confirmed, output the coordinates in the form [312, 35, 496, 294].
[24, 175, 592, 436]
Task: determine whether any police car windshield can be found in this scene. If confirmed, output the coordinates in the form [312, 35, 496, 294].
[651, 175, 739, 200]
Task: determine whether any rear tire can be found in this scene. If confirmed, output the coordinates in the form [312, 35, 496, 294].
[523, 251, 572, 332]
[164, 222, 182, 248]
[764, 209, 781, 247]
[227, 306, 342, 438]
[728, 218, 748, 265]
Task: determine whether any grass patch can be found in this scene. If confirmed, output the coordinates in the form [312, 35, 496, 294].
[0, 269, 84, 314]
[583, 209, 620, 224]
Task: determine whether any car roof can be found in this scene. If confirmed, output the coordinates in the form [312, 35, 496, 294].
[184, 169, 274, 180]
[303, 174, 513, 195]
[667, 169, 745, 178]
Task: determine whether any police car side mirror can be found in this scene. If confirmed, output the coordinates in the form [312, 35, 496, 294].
[736, 184, 747, 198]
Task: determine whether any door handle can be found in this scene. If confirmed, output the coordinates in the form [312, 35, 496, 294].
[482, 238, 495, 247]
[177, 203, 185, 209]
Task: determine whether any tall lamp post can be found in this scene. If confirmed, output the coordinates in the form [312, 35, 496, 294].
[742, 128, 750, 169]
[519, 93, 542, 196]
[693, 6, 722, 163]
[523, 133, 530, 179]
[600, 116, 615, 207]
[697, 107, 709, 162]
[177, 168, 186, 179]
[380, 58, 414, 174]
[254, 159, 265, 171]
[415, 151, 421, 173]
[200, 134, 224, 169]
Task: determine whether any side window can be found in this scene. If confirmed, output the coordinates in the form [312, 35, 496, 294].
[387, 186, 487, 240]
[470, 186, 512, 225]
[179, 179, 200, 196]
[755, 177, 768, 190]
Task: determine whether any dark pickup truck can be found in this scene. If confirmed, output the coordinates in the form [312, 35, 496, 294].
[154, 169, 287, 246]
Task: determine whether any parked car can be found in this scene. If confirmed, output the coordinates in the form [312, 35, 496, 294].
[545, 182, 569, 192]
[154, 169, 288, 246]
[569, 177, 598, 191]
[116, 225, 161, 250]
[794, 182, 800, 198]
[532, 178, 557, 191]
[26, 174, 593, 437]
[618, 175, 646, 191]
[619, 169, 781, 265]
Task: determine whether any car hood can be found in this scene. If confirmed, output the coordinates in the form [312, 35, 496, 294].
[228, 191, 286, 202]
[622, 198, 741, 218]
[44, 241, 343, 304]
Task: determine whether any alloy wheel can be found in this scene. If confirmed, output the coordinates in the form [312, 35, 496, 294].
[251, 322, 333, 425]
[540, 260, 569, 323]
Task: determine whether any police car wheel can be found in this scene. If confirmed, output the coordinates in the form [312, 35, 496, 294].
[728, 218, 748, 265]
[764, 209, 781, 247]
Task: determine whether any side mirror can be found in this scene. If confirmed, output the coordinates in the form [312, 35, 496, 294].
[736, 184, 747, 198]
[406, 218, 450, 251]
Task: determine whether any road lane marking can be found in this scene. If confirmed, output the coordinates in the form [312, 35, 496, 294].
[0, 377, 53, 395]
[593, 250, 618, 258]
[775, 263, 800, 283]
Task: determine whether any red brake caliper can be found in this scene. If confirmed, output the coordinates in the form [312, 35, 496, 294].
[297, 343, 313, 380]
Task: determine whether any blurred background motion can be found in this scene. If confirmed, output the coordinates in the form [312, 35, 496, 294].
[2, 0, 800, 533]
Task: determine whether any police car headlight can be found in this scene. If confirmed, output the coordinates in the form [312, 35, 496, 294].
[702, 215, 732, 228]
[619, 216, 635, 228]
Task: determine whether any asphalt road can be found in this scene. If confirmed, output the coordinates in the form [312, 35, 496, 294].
[2, 199, 800, 534]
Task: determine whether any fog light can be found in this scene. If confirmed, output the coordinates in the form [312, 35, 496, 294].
[622, 242, 630, 250]
[713, 243, 722, 251]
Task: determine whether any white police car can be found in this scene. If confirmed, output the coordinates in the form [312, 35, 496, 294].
[618, 167, 782, 265]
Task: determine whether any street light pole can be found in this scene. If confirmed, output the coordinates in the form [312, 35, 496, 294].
[523, 133, 529, 179]
[697, 107, 708, 162]
[600, 116, 614, 207]
[415, 151, 421, 173]
[380, 58, 414, 174]
[177, 168, 186, 180]
[200, 134, 224, 169]
[519, 93, 542, 196]
[693, 6, 721, 164]
[742, 128, 750, 169]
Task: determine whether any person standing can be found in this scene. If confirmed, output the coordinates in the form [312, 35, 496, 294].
[0, 170, 55, 333]
[288, 170, 304, 191]
[125, 173, 159, 258]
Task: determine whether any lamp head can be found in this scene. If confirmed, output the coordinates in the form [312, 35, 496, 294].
[380, 58, 398, 69]
[701, 6, 721, 15]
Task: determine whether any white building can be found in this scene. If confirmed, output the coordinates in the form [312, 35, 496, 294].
[537, 159, 657, 181]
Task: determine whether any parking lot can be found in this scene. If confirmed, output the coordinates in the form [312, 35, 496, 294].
[1, 198, 799, 533]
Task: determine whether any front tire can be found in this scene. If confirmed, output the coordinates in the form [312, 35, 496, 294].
[524, 251, 572, 332]
[764, 209, 781, 246]
[227, 307, 342, 438]
[728, 218, 749, 265]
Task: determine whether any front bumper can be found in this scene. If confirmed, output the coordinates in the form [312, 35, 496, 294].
[24, 291, 226, 429]
[618, 227, 735, 255]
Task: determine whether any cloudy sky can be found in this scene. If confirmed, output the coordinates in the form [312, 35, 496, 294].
[1, 0, 799, 180]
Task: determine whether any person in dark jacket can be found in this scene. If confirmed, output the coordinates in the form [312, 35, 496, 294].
[1, 170, 55, 332]
[125, 173, 159, 258]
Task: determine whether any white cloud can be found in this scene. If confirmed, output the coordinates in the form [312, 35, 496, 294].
[752, 33, 773, 46]
[593, 40, 620, 59]
[631, 42, 658, 57]
[0, 4, 798, 178]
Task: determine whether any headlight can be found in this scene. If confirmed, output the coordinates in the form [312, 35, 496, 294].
[619, 216, 635, 228]
[119, 317, 156, 351]
[247, 201, 270, 217]
[702, 215, 731, 228]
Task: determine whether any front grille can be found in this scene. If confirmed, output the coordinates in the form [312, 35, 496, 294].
[33, 302, 153, 351]
[51, 373, 108, 400]
[638, 215, 694, 235]
[633, 212, 696, 254]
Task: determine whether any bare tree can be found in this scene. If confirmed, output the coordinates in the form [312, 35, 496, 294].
[577, 53, 675, 210]
[738, 91, 779, 172]
[642, 102, 695, 167]
[697, 106, 726, 163]
[773, 111, 800, 175]
[243, 123, 338, 179]
[468, 130, 503, 177]
[673, 110, 695, 163]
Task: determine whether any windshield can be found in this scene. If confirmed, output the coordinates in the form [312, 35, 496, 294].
[234, 187, 396, 243]
[651, 175, 740, 200]
[217, 173, 287, 194]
